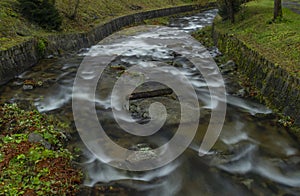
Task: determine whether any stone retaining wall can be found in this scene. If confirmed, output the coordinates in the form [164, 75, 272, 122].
[0, 39, 38, 85]
[0, 3, 216, 85]
[213, 28, 300, 124]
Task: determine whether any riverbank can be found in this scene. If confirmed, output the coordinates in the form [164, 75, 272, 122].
[193, 26, 300, 140]
[0, 0, 205, 50]
[192, 0, 300, 138]
[0, 1, 216, 85]
[215, 0, 299, 124]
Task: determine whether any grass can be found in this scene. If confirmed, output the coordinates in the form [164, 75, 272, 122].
[214, 0, 300, 78]
[0, 0, 204, 50]
[0, 103, 82, 195]
[193, 24, 300, 140]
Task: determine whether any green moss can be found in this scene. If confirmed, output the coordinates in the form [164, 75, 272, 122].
[37, 38, 47, 57]
[192, 26, 214, 48]
[144, 16, 172, 26]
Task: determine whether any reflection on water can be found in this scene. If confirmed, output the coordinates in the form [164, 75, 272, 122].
[0, 9, 300, 195]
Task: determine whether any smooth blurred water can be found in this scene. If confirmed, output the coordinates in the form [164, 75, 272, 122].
[0, 9, 299, 195]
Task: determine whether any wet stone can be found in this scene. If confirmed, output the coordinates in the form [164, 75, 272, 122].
[220, 60, 237, 74]
[254, 113, 277, 120]
[28, 132, 51, 149]
[110, 65, 127, 70]
[23, 84, 34, 90]
[235, 89, 246, 97]
[126, 143, 157, 163]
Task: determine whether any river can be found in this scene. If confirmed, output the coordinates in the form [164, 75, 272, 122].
[1, 9, 300, 196]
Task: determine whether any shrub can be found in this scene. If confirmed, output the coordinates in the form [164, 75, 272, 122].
[37, 38, 47, 57]
[18, 0, 62, 30]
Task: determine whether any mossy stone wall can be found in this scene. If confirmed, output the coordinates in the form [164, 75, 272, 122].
[213, 27, 300, 124]
[0, 3, 216, 85]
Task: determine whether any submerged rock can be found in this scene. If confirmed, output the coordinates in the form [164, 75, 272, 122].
[126, 143, 157, 164]
[206, 141, 257, 167]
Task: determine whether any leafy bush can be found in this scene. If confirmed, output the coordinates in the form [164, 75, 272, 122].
[18, 0, 62, 30]
[37, 38, 47, 57]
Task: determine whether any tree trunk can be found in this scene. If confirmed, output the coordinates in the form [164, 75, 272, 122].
[71, 0, 80, 20]
[274, 0, 282, 20]
[229, 0, 235, 23]
[225, 0, 235, 23]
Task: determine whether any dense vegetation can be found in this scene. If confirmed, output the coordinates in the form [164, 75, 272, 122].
[18, 0, 62, 30]
[0, 1, 205, 194]
[0, 103, 82, 195]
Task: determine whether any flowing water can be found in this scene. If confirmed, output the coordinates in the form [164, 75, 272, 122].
[1, 9, 300, 195]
